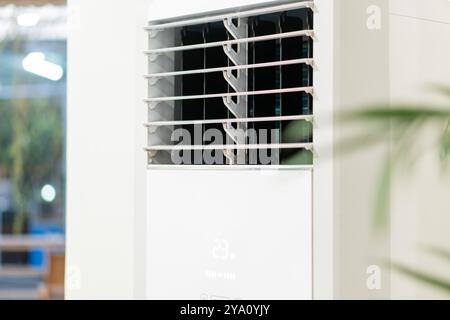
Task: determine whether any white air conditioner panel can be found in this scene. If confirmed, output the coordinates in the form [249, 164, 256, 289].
[146, 168, 312, 299]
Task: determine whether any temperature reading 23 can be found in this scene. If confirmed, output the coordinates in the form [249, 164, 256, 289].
[212, 239, 236, 261]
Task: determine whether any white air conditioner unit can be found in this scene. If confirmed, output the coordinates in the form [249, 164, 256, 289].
[145, 0, 335, 300]
[66, 0, 394, 300]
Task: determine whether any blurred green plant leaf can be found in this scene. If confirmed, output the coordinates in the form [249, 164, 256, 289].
[391, 262, 450, 293]
[281, 150, 314, 165]
[282, 120, 313, 143]
[336, 86, 450, 294]
[341, 106, 450, 124]
[430, 85, 450, 99]
[422, 245, 450, 262]
[439, 121, 450, 170]
[339, 100, 450, 229]
[373, 159, 391, 228]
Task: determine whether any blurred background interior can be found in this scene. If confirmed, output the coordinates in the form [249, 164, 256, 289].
[0, 0, 66, 300]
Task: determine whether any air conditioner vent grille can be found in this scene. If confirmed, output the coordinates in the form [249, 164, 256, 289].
[146, 1, 314, 166]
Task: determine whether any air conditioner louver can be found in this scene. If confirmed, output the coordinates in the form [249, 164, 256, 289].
[145, 1, 314, 166]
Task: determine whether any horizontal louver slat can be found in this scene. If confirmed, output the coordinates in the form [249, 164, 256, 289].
[145, 30, 313, 54]
[145, 87, 313, 102]
[145, 143, 313, 151]
[145, 115, 313, 127]
[145, 58, 313, 78]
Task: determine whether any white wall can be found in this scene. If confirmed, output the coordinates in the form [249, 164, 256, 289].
[389, 0, 450, 299]
[330, 0, 450, 299]
[333, 0, 391, 299]
[312, 0, 335, 300]
[66, 0, 149, 299]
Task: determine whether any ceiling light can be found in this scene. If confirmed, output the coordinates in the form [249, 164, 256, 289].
[17, 12, 40, 27]
[22, 52, 64, 81]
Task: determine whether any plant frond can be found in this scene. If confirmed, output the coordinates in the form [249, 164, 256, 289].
[391, 262, 450, 293]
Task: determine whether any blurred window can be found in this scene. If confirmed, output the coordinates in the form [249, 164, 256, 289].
[0, 1, 66, 300]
